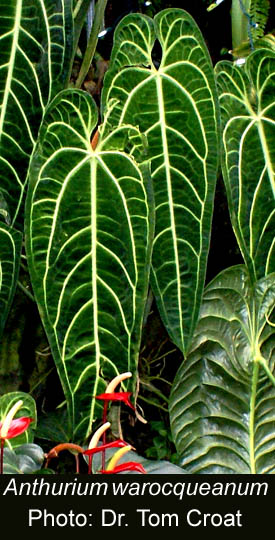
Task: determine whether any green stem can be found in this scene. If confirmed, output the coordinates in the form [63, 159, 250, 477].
[138, 395, 168, 412]
[257, 356, 275, 387]
[20, 260, 28, 272]
[73, 0, 90, 19]
[75, 0, 108, 89]
[67, 0, 94, 88]
[265, 314, 275, 328]
[231, 0, 251, 50]
[29, 367, 54, 394]
[249, 361, 259, 474]
[142, 288, 154, 327]
[17, 280, 35, 302]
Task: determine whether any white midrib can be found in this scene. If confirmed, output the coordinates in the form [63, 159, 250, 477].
[257, 119, 275, 199]
[90, 156, 100, 426]
[156, 73, 184, 347]
[0, 0, 22, 140]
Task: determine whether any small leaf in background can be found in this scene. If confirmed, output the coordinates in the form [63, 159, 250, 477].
[35, 410, 71, 444]
[0, 392, 37, 449]
[3, 443, 45, 474]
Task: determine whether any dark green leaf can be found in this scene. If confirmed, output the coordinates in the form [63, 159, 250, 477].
[216, 49, 275, 280]
[0, 0, 73, 229]
[102, 9, 220, 355]
[169, 265, 275, 473]
[36, 409, 71, 443]
[0, 223, 22, 340]
[26, 89, 154, 440]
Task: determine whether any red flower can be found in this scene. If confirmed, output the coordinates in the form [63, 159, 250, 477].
[96, 392, 135, 411]
[0, 417, 33, 440]
[101, 461, 146, 474]
[83, 439, 129, 456]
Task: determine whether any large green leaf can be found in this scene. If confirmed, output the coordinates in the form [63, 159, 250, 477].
[0, 391, 37, 448]
[0, 0, 73, 229]
[216, 49, 275, 281]
[25, 89, 154, 440]
[101, 9, 220, 355]
[169, 265, 275, 474]
[0, 223, 22, 340]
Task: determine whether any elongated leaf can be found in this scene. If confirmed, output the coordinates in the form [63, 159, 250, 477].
[0, 391, 37, 448]
[216, 49, 275, 280]
[169, 265, 275, 474]
[0, 0, 73, 229]
[0, 223, 22, 340]
[25, 89, 153, 440]
[101, 9, 220, 355]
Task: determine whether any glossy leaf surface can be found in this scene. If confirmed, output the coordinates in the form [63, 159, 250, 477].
[216, 49, 275, 280]
[169, 265, 275, 473]
[0, 0, 72, 229]
[25, 89, 153, 439]
[101, 9, 220, 355]
[0, 223, 22, 340]
[3, 443, 44, 473]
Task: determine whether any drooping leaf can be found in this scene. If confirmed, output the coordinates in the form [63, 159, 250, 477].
[3, 443, 44, 473]
[216, 49, 275, 280]
[101, 9, 220, 355]
[25, 89, 154, 440]
[0, 391, 37, 448]
[169, 265, 275, 474]
[0, 0, 73, 229]
[0, 223, 22, 340]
